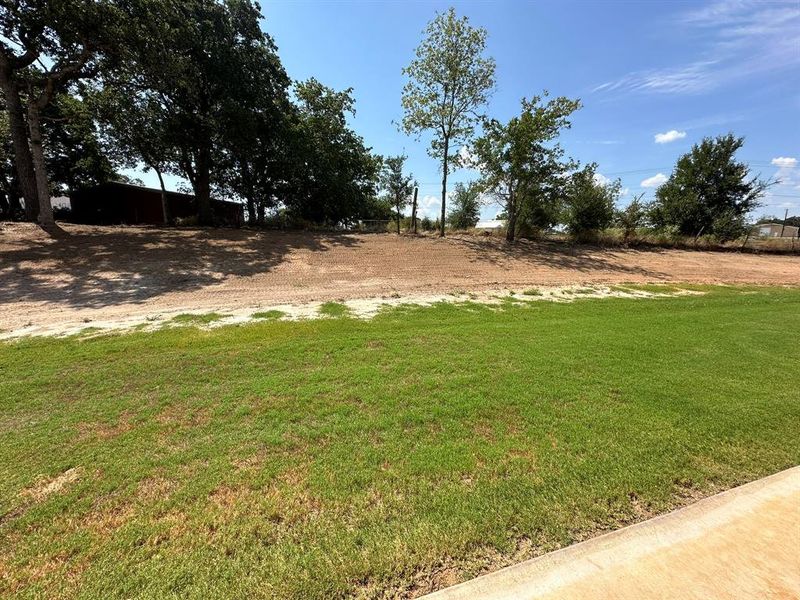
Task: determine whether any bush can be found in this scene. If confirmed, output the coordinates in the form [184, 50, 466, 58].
[563, 164, 619, 239]
[615, 195, 648, 242]
[446, 182, 481, 229]
[711, 209, 747, 242]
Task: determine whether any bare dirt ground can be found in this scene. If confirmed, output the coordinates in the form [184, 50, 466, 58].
[1, 222, 798, 336]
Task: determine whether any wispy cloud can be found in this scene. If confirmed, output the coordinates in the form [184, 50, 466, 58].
[771, 156, 797, 169]
[593, 1, 800, 95]
[654, 130, 687, 144]
[641, 173, 668, 188]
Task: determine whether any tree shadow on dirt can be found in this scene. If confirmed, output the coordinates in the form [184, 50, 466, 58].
[0, 226, 364, 309]
[449, 235, 668, 279]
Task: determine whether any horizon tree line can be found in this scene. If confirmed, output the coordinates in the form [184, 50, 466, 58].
[0, 2, 778, 241]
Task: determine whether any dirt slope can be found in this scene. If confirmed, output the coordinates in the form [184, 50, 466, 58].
[1, 223, 798, 332]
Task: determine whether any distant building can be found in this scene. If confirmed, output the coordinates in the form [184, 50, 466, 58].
[70, 181, 244, 226]
[475, 219, 506, 231]
[754, 222, 799, 238]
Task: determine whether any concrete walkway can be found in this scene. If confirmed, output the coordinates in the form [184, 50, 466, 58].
[424, 467, 800, 600]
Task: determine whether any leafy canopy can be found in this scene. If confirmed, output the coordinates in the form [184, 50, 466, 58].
[650, 134, 772, 240]
[283, 79, 382, 226]
[401, 7, 495, 235]
[472, 93, 580, 240]
[401, 8, 495, 159]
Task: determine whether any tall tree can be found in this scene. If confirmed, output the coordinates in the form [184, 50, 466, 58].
[0, 107, 23, 219]
[472, 93, 580, 241]
[119, 0, 288, 226]
[92, 86, 177, 224]
[0, 0, 47, 220]
[380, 155, 414, 233]
[219, 51, 291, 227]
[650, 134, 772, 241]
[401, 7, 495, 237]
[0, 0, 124, 227]
[284, 78, 382, 227]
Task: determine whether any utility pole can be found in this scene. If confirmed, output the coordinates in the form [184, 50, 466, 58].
[780, 208, 788, 238]
[411, 186, 418, 234]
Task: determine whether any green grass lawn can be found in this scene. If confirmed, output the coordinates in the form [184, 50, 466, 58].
[2, 286, 799, 598]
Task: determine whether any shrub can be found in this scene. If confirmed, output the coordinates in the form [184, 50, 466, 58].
[563, 164, 619, 239]
[447, 182, 481, 229]
[615, 194, 648, 242]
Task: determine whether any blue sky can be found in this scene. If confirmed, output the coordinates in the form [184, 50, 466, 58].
[145, 0, 800, 221]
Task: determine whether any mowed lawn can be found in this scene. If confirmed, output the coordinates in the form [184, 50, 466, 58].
[1, 286, 799, 598]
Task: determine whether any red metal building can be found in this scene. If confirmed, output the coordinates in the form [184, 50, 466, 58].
[70, 182, 244, 226]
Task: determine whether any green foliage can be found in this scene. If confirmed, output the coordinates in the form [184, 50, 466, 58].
[446, 181, 482, 229]
[171, 312, 226, 325]
[650, 134, 772, 241]
[563, 163, 620, 238]
[615, 193, 648, 241]
[419, 215, 437, 232]
[756, 215, 800, 228]
[106, 0, 290, 225]
[43, 94, 120, 195]
[472, 93, 581, 240]
[283, 79, 382, 227]
[318, 301, 350, 317]
[1, 288, 799, 597]
[0, 0, 133, 223]
[251, 310, 286, 320]
[380, 155, 415, 232]
[401, 7, 495, 234]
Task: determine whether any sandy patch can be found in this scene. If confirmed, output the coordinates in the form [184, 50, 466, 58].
[21, 467, 83, 503]
[0, 285, 702, 340]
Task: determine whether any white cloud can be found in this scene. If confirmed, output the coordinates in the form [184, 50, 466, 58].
[419, 194, 441, 219]
[593, 172, 611, 186]
[771, 156, 799, 187]
[654, 130, 687, 144]
[771, 157, 797, 168]
[641, 173, 668, 188]
[593, 1, 800, 95]
[457, 145, 481, 170]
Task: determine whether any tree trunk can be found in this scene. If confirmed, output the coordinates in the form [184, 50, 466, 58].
[154, 167, 171, 225]
[412, 187, 418, 234]
[27, 104, 54, 227]
[246, 199, 256, 225]
[239, 159, 256, 226]
[0, 71, 39, 221]
[440, 137, 449, 237]
[195, 147, 213, 226]
[396, 197, 401, 234]
[505, 186, 516, 242]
